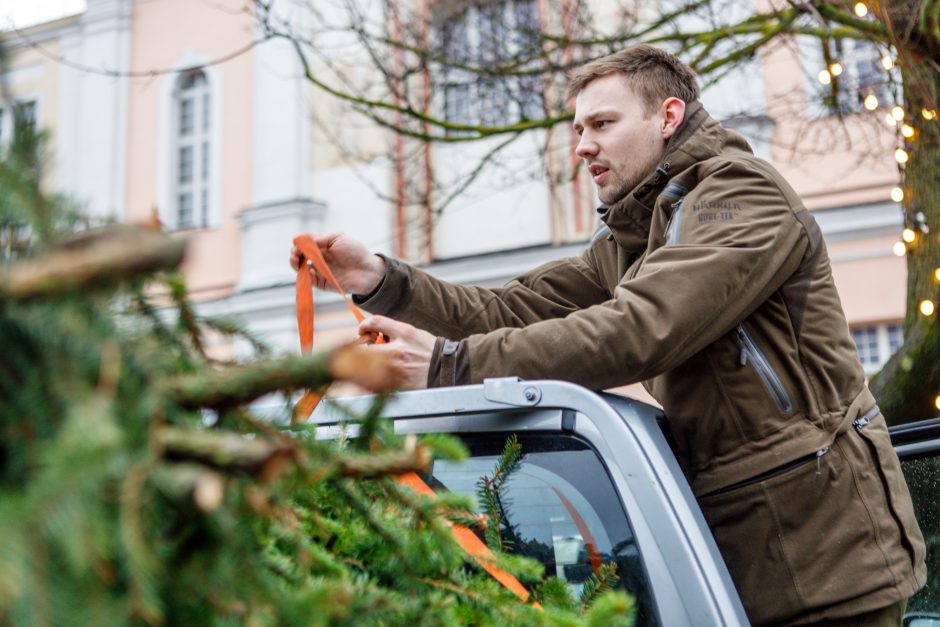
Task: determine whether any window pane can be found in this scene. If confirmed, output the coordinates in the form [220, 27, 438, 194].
[178, 193, 193, 228]
[179, 98, 194, 136]
[178, 146, 193, 184]
[431, 433, 658, 625]
[900, 454, 940, 613]
[200, 189, 208, 227]
[202, 93, 210, 133]
[887, 324, 903, 354]
[201, 141, 209, 181]
[179, 69, 207, 91]
[851, 326, 879, 367]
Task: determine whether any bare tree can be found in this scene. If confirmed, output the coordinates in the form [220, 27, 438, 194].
[257, 0, 939, 421]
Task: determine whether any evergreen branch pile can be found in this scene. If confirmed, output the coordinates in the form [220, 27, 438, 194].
[0, 130, 633, 625]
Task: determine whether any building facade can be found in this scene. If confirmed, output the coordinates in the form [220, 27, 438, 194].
[0, 0, 907, 393]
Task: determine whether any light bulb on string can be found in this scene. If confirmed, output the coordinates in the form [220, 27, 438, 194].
[920, 300, 936, 317]
[890, 187, 904, 202]
[854, 2, 868, 16]
[893, 242, 907, 256]
[895, 148, 909, 164]
[902, 228, 917, 243]
[892, 106, 905, 121]
[864, 94, 879, 110]
[935, 395, 940, 412]
[934, 267, 940, 283]
[818, 69, 832, 85]
[923, 109, 937, 121]
[901, 124, 915, 138]
[829, 63, 844, 77]
[881, 56, 894, 70]
[885, 113, 898, 126]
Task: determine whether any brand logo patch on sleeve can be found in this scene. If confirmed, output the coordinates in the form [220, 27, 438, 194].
[692, 200, 741, 223]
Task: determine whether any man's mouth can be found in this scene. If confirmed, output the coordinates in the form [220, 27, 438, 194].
[588, 164, 609, 185]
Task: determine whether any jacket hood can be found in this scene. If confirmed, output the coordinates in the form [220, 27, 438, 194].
[599, 101, 753, 252]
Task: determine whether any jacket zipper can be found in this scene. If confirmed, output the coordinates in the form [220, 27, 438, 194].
[665, 197, 685, 245]
[852, 404, 918, 565]
[701, 446, 831, 498]
[734, 323, 794, 415]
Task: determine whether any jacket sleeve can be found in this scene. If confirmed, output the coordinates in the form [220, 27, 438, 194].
[354, 248, 612, 339]
[453, 159, 810, 389]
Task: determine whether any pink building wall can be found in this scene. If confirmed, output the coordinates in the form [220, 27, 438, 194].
[124, 0, 255, 300]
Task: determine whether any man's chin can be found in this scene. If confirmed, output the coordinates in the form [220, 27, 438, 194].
[598, 187, 629, 205]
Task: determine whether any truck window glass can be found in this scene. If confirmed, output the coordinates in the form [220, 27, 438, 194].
[902, 454, 940, 614]
[430, 432, 658, 626]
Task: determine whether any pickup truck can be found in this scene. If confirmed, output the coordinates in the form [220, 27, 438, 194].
[311, 378, 940, 626]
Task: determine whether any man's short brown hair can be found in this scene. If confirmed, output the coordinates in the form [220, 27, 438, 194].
[567, 45, 700, 114]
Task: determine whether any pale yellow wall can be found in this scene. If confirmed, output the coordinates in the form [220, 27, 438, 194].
[2, 22, 69, 191]
[124, 0, 255, 300]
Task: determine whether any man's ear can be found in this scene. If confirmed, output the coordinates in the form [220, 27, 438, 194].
[660, 97, 686, 140]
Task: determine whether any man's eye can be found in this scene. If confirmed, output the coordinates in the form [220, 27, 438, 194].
[595, 120, 608, 129]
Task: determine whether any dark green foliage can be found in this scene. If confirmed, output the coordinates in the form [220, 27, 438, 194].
[476, 433, 523, 553]
[0, 124, 633, 625]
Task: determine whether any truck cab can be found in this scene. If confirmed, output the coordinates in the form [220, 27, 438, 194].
[311, 378, 940, 626]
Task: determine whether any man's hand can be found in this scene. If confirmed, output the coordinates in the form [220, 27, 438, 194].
[289, 233, 386, 296]
[359, 316, 436, 390]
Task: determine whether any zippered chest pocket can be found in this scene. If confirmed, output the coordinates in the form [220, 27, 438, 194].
[734, 323, 794, 415]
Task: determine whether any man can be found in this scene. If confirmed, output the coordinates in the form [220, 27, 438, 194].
[291, 45, 925, 625]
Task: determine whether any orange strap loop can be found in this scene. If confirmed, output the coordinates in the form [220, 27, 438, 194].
[291, 234, 535, 604]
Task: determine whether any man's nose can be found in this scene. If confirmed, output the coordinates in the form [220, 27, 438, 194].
[575, 134, 598, 159]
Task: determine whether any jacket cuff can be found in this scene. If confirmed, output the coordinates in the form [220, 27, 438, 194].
[352, 254, 415, 317]
[427, 337, 471, 388]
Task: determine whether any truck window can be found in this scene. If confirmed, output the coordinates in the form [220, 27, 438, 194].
[901, 453, 940, 614]
[430, 432, 658, 625]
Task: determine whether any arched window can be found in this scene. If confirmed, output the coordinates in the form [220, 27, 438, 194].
[173, 69, 211, 229]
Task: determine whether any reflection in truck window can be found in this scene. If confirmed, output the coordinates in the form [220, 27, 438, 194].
[902, 455, 940, 614]
[430, 433, 659, 626]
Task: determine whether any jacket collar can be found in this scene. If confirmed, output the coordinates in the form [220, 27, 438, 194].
[598, 102, 748, 252]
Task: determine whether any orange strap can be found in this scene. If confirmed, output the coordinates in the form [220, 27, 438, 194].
[292, 234, 534, 604]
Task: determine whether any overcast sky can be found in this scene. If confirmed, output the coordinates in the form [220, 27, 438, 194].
[0, 0, 86, 30]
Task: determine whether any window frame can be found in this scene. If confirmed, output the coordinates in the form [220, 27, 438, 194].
[309, 380, 751, 625]
[435, 0, 545, 133]
[157, 56, 222, 232]
[851, 322, 904, 374]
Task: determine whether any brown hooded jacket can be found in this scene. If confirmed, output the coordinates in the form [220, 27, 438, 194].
[357, 102, 926, 625]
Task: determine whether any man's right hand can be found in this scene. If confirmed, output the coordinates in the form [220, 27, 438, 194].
[289, 233, 386, 296]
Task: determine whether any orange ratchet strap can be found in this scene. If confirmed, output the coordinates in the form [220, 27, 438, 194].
[292, 234, 536, 605]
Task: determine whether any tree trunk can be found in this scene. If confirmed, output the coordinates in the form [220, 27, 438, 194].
[869, 64, 940, 425]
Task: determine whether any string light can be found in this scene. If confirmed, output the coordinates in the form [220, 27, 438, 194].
[829, 63, 844, 76]
[893, 242, 907, 256]
[885, 113, 898, 126]
[901, 124, 915, 138]
[864, 94, 879, 110]
[892, 106, 905, 121]
[881, 56, 894, 70]
[919, 300, 936, 317]
[934, 267, 940, 283]
[935, 395, 940, 412]
[818, 69, 832, 85]
[902, 228, 917, 243]
[923, 109, 937, 120]
[895, 148, 909, 164]
[854, 2, 869, 16]
[890, 187, 904, 202]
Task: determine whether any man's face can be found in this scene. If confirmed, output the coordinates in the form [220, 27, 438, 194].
[573, 74, 669, 205]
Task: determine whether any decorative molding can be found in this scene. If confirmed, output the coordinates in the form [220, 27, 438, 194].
[235, 197, 327, 292]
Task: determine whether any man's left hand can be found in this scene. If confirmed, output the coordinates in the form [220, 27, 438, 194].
[358, 316, 436, 390]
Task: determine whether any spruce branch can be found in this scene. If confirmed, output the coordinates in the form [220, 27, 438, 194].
[579, 562, 620, 611]
[0, 225, 185, 300]
[162, 344, 400, 409]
